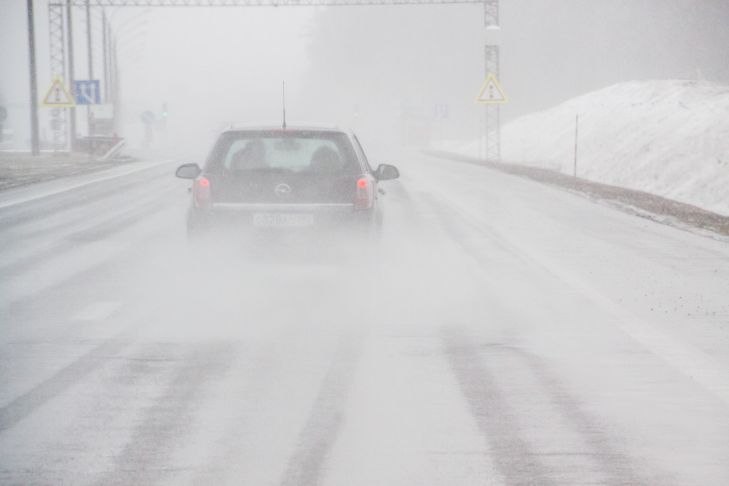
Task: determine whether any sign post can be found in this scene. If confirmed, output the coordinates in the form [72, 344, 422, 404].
[141, 110, 156, 148]
[74, 80, 101, 143]
[475, 73, 507, 161]
[41, 78, 77, 152]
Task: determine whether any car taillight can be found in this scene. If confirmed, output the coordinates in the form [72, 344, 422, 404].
[193, 177, 212, 209]
[355, 177, 373, 210]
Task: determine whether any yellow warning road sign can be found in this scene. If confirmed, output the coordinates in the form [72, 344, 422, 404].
[42, 78, 75, 108]
[475, 74, 508, 104]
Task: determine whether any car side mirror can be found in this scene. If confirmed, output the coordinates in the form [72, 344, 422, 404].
[175, 163, 202, 179]
[375, 164, 399, 181]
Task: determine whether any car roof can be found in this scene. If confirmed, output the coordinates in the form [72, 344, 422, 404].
[221, 123, 350, 135]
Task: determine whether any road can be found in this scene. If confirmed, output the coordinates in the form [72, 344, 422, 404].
[1, 152, 728, 485]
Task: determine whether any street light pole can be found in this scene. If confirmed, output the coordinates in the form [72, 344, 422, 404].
[66, 1, 77, 149]
[85, 0, 94, 137]
[107, 11, 150, 136]
[26, 0, 40, 155]
[111, 37, 119, 133]
[483, 0, 500, 162]
[102, 9, 109, 103]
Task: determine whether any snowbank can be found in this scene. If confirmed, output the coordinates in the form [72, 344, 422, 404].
[446, 81, 729, 216]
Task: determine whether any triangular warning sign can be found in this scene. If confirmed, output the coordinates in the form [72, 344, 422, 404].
[475, 74, 508, 104]
[42, 78, 75, 108]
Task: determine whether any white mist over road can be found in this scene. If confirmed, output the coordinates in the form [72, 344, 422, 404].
[2, 2, 729, 482]
[1, 151, 728, 484]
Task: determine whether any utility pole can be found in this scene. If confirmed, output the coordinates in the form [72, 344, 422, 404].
[102, 9, 109, 103]
[67, 0, 76, 149]
[26, 0, 40, 155]
[483, 0, 500, 162]
[85, 0, 94, 138]
[111, 37, 119, 133]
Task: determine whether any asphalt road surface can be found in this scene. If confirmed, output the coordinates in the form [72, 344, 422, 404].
[1, 152, 728, 485]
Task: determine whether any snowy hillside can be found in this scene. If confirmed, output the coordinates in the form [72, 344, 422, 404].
[445, 81, 729, 216]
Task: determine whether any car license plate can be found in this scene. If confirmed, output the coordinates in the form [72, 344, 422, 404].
[252, 213, 314, 227]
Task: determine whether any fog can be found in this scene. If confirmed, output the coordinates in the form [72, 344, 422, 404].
[2, 1, 729, 154]
[114, 8, 315, 157]
[2, 1, 729, 484]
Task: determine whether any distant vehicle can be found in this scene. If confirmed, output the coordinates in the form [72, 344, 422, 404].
[175, 125, 399, 242]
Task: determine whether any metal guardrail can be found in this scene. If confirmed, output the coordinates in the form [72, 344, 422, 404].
[74, 136, 126, 160]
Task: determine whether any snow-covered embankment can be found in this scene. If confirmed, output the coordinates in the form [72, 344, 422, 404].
[450, 81, 729, 216]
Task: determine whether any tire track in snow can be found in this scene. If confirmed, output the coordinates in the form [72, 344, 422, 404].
[443, 328, 653, 485]
[422, 191, 656, 484]
[187, 341, 284, 485]
[96, 342, 236, 486]
[510, 347, 643, 485]
[0, 332, 135, 433]
[442, 327, 554, 486]
[279, 333, 362, 486]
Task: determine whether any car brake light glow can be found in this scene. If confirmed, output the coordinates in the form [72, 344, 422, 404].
[355, 177, 373, 210]
[194, 177, 212, 209]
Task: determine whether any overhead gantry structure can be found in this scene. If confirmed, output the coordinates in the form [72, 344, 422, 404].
[45, 0, 501, 160]
[66, 0, 482, 6]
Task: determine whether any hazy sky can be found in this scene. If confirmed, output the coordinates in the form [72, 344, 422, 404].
[2, 0, 728, 152]
[114, 7, 315, 153]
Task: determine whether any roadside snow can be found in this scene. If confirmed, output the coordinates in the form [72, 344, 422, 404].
[443, 80, 729, 216]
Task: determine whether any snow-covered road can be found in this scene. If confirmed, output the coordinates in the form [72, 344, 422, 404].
[1, 152, 728, 485]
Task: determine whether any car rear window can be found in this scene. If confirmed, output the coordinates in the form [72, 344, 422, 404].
[206, 130, 360, 175]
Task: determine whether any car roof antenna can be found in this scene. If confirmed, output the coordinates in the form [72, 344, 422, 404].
[282, 81, 287, 130]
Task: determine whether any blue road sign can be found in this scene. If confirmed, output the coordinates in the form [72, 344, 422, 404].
[140, 110, 156, 124]
[74, 80, 101, 105]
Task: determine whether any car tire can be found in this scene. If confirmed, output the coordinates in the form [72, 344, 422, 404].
[186, 209, 210, 243]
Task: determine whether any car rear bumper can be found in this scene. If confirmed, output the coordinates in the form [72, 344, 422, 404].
[188, 202, 376, 234]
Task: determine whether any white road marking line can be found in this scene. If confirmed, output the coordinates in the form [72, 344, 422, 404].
[0, 160, 171, 210]
[0, 241, 130, 308]
[72, 301, 123, 322]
